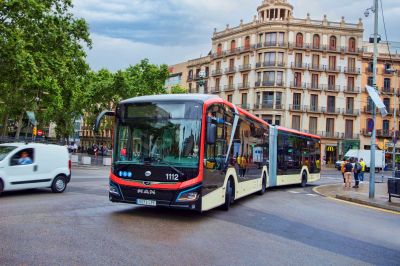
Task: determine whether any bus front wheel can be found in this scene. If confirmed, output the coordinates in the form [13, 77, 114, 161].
[300, 172, 308, 187]
[257, 174, 267, 195]
[222, 178, 234, 211]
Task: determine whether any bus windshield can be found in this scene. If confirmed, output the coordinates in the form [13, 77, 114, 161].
[115, 102, 202, 168]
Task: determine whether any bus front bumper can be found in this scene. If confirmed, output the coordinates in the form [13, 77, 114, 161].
[109, 181, 202, 211]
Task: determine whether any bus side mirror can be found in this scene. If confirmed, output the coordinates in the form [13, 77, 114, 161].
[94, 110, 115, 133]
[207, 123, 217, 145]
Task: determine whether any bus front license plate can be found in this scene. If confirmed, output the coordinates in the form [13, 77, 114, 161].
[137, 199, 156, 206]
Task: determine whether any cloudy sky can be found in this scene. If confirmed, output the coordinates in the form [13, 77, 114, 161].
[72, 0, 400, 71]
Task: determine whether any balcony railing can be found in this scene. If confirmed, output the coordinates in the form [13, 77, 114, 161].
[382, 87, 395, 94]
[326, 45, 340, 53]
[237, 103, 250, 109]
[342, 108, 360, 116]
[343, 47, 363, 54]
[290, 81, 306, 89]
[343, 86, 361, 93]
[210, 86, 221, 93]
[324, 65, 341, 72]
[344, 67, 361, 74]
[289, 104, 304, 112]
[262, 80, 276, 87]
[211, 69, 223, 76]
[289, 42, 305, 49]
[224, 84, 236, 91]
[342, 133, 361, 139]
[382, 69, 394, 76]
[322, 107, 341, 115]
[237, 82, 251, 90]
[305, 105, 323, 113]
[318, 131, 341, 139]
[306, 83, 324, 91]
[275, 104, 284, 110]
[225, 67, 236, 74]
[308, 64, 324, 72]
[376, 129, 392, 138]
[324, 84, 341, 92]
[259, 103, 274, 110]
[263, 41, 287, 48]
[363, 106, 377, 114]
[291, 62, 308, 69]
[239, 64, 251, 71]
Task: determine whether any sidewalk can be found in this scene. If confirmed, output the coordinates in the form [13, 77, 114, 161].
[314, 182, 400, 213]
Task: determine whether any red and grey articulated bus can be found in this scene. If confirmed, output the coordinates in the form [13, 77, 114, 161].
[95, 94, 321, 212]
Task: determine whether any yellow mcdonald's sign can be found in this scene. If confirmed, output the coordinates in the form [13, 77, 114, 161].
[326, 146, 335, 152]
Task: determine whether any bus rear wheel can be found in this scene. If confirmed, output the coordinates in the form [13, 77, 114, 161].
[222, 178, 234, 211]
[300, 172, 308, 187]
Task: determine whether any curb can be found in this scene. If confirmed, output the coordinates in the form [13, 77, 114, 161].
[335, 195, 400, 213]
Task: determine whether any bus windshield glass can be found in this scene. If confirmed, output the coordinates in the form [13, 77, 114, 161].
[116, 102, 202, 168]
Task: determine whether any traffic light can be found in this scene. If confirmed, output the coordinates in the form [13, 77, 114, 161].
[33, 127, 37, 136]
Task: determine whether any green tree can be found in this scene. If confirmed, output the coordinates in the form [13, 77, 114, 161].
[170, 85, 188, 94]
[0, 0, 91, 139]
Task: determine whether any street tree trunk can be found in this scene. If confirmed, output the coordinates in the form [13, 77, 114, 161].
[15, 111, 24, 139]
[1, 113, 8, 137]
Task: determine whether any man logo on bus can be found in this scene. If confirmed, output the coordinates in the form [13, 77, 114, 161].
[145, 171, 151, 177]
[137, 189, 156, 195]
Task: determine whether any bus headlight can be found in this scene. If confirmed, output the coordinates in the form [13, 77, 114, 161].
[176, 185, 201, 202]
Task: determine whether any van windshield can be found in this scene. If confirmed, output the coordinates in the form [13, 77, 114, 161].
[0, 146, 17, 161]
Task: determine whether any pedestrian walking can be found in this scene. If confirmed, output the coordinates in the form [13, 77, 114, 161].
[344, 159, 353, 189]
[353, 159, 361, 188]
[359, 158, 366, 183]
[340, 160, 346, 183]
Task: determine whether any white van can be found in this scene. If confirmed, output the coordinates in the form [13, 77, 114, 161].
[0, 143, 71, 195]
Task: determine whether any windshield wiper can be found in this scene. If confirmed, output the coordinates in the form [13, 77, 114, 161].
[157, 161, 185, 176]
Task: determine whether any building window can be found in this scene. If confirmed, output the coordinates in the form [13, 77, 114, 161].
[256, 92, 261, 106]
[327, 96, 336, 112]
[262, 92, 274, 108]
[295, 53, 302, 67]
[241, 93, 247, 105]
[311, 54, 319, 68]
[278, 32, 285, 46]
[295, 33, 303, 47]
[384, 78, 391, 90]
[276, 71, 283, 86]
[293, 93, 301, 109]
[275, 92, 282, 108]
[346, 97, 354, 112]
[311, 94, 318, 111]
[348, 57, 356, 71]
[311, 74, 319, 89]
[215, 78, 220, 90]
[227, 94, 233, 103]
[244, 36, 251, 49]
[264, 71, 275, 86]
[367, 76, 373, 86]
[309, 117, 318, 134]
[326, 118, 335, 134]
[275, 115, 281, 126]
[262, 115, 273, 124]
[347, 77, 355, 90]
[243, 73, 249, 85]
[230, 40, 236, 53]
[345, 120, 354, 138]
[294, 72, 302, 87]
[348, 37, 356, 52]
[329, 36, 337, 50]
[277, 52, 284, 66]
[265, 52, 276, 65]
[229, 58, 235, 69]
[383, 98, 390, 110]
[328, 75, 336, 90]
[265, 32, 277, 46]
[383, 120, 390, 133]
[216, 61, 221, 70]
[292, 115, 301, 130]
[313, 34, 320, 49]
[217, 43, 222, 56]
[328, 56, 336, 70]
[243, 55, 249, 65]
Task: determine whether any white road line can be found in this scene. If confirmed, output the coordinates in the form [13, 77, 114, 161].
[307, 194, 318, 197]
[288, 191, 301, 194]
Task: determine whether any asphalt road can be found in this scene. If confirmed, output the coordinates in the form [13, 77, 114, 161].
[0, 167, 399, 266]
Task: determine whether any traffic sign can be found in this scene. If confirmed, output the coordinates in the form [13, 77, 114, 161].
[37, 129, 43, 137]
[367, 118, 374, 132]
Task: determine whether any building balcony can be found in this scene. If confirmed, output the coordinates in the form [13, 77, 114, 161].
[376, 129, 392, 138]
[262, 41, 287, 48]
[291, 62, 308, 70]
[239, 64, 252, 71]
[361, 129, 371, 136]
[342, 133, 361, 139]
[224, 84, 236, 92]
[237, 103, 250, 110]
[290, 81, 306, 90]
[363, 106, 377, 114]
[318, 131, 341, 139]
[262, 80, 276, 87]
[382, 69, 395, 76]
[194, 73, 209, 80]
[304, 129, 319, 135]
[386, 108, 394, 116]
[344, 67, 361, 75]
[343, 86, 361, 94]
[324, 65, 341, 73]
[236, 45, 254, 54]
[305, 105, 323, 113]
[308, 43, 325, 52]
[381, 87, 395, 95]
[237, 82, 251, 90]
[211, 69, 223, 76]
[306, 83, 324, 92]
[289, 42, 306, 50]
[210, 86, 221, 94]
[289, 104, 304, 112]
[275, 104, 284, 110]
[258, 103, 275, 110]
[224, 67, 236, 74]
[211, 51, 224, 59]
[342, 108, 360, 116]
[325, 45, 340, 53]
[323, 84, 341, 93]
[343, 47, 363, 54]
[308, 64, 325, 72]
[322, 107, 341, 115]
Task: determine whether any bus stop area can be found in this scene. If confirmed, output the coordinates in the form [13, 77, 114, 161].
[314, 181, 400, 213]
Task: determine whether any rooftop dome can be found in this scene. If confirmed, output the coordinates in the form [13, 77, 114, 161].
[257, 0, 294, 21]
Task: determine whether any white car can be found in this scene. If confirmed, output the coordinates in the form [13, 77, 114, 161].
[0, 143, 71, 195]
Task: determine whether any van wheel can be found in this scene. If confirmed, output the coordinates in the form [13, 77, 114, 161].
[300, 172, 308, 187]
[51, 175, 67, 193]
[0, 179, 3, 195]
[222, 178, 234, 211]
[257, 174, 267, 195]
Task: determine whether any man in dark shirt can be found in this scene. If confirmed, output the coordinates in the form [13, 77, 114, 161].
[344, 159, 353, 189]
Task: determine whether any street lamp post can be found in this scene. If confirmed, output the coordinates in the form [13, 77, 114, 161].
[369, 0, 379, 199]
[392, 70, 398, 175]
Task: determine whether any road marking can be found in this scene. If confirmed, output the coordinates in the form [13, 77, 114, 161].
[307, 194, 318, 197]
[288, 191, 301, 194]
[312, 185, 400, 215]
